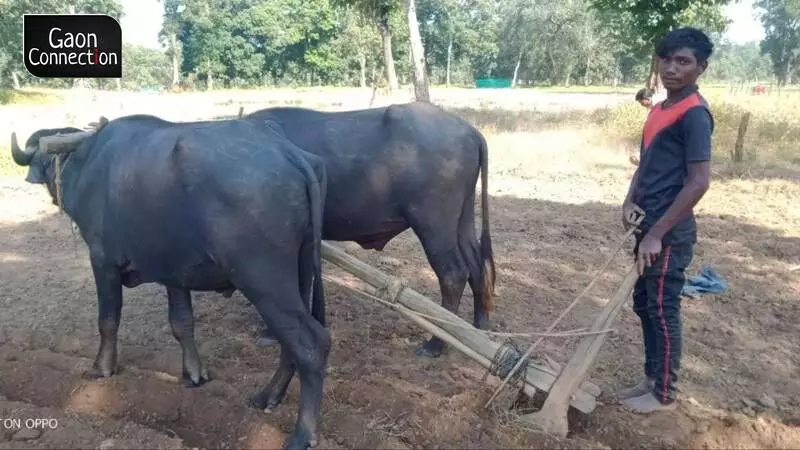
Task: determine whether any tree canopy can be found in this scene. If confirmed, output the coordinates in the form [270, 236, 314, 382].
[0, 0, 788, 92]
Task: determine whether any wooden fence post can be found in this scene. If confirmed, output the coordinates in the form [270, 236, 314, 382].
[732, 111, 751, 163]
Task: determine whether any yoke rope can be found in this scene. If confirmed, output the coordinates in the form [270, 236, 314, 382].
[54, 154, 64, 212]
[488, 339, 528, 384]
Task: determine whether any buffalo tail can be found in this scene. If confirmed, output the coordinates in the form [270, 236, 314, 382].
[478, 132, 496, 312]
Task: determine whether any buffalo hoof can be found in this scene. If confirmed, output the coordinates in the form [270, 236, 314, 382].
[81, 365, 120, 380]
[414, 339, 444, 359]
[248, 390, 287, 413]
[255, 328, 279, 347]
[255, 336, 279, 347]
[473, 314, 490, 331]
[182, 367, 211, 388]
[282, 431, 314, 450]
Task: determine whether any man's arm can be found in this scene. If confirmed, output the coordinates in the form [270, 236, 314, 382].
[646, 106, 713, 241]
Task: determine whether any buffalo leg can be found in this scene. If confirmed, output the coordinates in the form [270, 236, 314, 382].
[235, 271, 330, 449]
[84, 259, 123, 379]
[248, 346, 295, 411]
[414, 246, 468, 359]
[167, 287, 210, 387]
[256, 237, 317, 348]
[407, 196, 473, 358]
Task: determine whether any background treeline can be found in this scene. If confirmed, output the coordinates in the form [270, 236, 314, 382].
[0, 0, 796, 92]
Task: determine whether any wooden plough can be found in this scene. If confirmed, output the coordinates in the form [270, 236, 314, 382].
[320, 234, 640, 437]
[320, 242, 601, 414]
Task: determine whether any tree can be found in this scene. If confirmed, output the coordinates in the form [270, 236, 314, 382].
[757, 0, 800, 86]
[496, 0, 587, 87]
[406, 0, 430, 100]
[589, 0, 733, 91]
[158, 0, 182, 88]
[121, 43, 171, 90]
[416, 0, 499, 86]
[337, 0, 401, 92]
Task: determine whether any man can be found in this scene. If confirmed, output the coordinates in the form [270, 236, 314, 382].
[635, 87, 654, 108]
[618, 27, 714, 414]
[635, 87, 667, 109]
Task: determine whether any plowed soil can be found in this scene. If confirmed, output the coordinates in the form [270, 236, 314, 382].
[1, 97, 799, 449]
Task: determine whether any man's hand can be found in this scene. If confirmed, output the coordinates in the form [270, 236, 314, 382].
[636, 233, 662, 275]
[622, 202, 643, 232]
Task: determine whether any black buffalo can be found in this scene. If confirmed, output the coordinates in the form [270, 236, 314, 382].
[11, 115, 329, 450]
[243, 101, 496, 358]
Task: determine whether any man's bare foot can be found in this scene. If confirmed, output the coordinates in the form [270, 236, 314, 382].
[616, 377, 655, 402]
[621, 391, 677, 414]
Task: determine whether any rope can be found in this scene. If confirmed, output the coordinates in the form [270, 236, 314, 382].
[489, 339, 527, 383]
[54, 154, 64, 212]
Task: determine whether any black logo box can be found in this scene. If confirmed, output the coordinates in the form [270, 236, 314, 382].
[23, 14, 122, 78]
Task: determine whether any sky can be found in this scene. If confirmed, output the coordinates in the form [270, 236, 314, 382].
[118, 0, 767, 51]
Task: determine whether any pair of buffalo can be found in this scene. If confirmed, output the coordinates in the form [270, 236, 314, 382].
[10, 101, 495, 449]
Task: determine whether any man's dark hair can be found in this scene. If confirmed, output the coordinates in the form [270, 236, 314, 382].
[656, 27, 714, 64]
[635, 87, 653, 102]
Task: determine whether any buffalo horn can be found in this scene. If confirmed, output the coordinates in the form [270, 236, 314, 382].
[10, 132, 33, 166]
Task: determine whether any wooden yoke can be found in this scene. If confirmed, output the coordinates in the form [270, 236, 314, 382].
[39, 116, 109, 154]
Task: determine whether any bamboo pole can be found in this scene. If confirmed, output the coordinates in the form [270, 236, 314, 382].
[336, 278, 542, 399]
[320, 241, 599, 414]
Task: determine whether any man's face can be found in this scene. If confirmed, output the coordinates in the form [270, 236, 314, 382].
[638, 98, 652, 108]
[659, 47, 707, 91]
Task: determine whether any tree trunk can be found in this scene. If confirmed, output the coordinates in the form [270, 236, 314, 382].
[359, 52, 367, 88]
[169, 33, 181, 88]
[512, 49, 523, 88]
[446, 37, 453, 87]
[406, 0, 430, 102]
[378, 15, 399, 93]
[646, 53, 661, 91]
[584, 52, 591, 86]
[548, 51, 559, 85]
[11, 71, 19, 89]
[207, 72, 213, 91]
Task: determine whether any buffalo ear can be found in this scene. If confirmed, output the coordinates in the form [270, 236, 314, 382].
[25, 164, 47, 184]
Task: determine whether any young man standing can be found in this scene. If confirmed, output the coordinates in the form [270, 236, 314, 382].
[618, 27, 714, 414]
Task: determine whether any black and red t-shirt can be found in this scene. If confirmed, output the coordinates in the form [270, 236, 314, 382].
[632, 83, 714, 244]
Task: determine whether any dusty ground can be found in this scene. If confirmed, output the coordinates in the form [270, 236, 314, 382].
[0, 89, 799, 449]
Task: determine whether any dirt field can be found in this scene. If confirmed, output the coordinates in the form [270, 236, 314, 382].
[1, 88, 799, 449]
